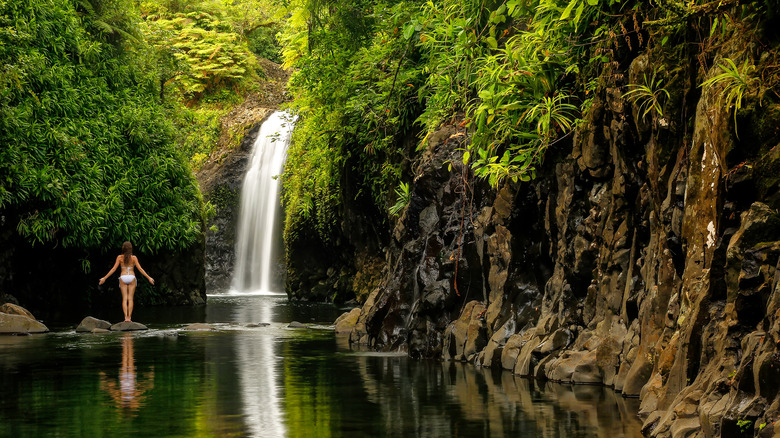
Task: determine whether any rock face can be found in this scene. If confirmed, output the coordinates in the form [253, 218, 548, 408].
[145, 241, 208, 306]
[327, 28, 780, 437]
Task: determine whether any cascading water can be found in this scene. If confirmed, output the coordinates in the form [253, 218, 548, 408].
[231, 111, 296, 294]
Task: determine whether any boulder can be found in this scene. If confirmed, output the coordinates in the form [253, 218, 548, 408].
[110, 321, 148, 331]
[334, 308, 361, 334]
[0, 303, 36, 320]
[91, 328, 110, 334]
[0, 312, 48, 334]
[76, 316, 111, 333]
[288, 321, 307, 328]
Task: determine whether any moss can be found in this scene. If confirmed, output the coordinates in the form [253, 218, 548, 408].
[753, 144, 780, 208]
[207, 185, 240, 216]
[351, 255, 384, 304]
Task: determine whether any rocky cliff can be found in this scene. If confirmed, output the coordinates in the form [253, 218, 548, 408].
[334, 20, 780, 438]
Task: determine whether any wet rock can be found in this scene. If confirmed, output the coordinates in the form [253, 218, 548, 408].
[480, 318, 515, 368]
[76, 316, 111, 333]
[110, 321, 148, 331]
[288, 321, 307, 329]
[0, 313, 48, 334]
[0, 303, 35, 320]
[443, 301, 486, 362]
[334, 308, 361, 334]
[91, 328, 110, 334]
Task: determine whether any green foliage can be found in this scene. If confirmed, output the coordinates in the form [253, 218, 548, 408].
[624, 68, 671, 119]
[247, 25, 282, 63]
[736, 419, 753, 433]
[278, 0, 639, 237]
[136, 0, 275, 171]
[0, 0, 202, 253]
[140, 8, 260, 99]
[280, 0, 425, 242]
[418, 0, 614, 187]
[388, 182, 410, 216]
[700, 57, 761, 137]
[167, 102, 227, 169]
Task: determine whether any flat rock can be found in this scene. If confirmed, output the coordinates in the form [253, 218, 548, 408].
[91, 328, 110, 334]
[246, 322, 270, 328]
[288, 321, 307, 328]
[0, 303, 36, 320]
[0, 313, 48, 334]
[76, 316, 111, 333]
[110, 321, 148, 331]
[182, 323, 215, 331]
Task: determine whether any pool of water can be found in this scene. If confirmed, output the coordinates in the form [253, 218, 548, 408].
[0, 295, 642, 437]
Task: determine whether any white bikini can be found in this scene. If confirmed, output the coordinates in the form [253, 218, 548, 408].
[119, 265, 136, 286]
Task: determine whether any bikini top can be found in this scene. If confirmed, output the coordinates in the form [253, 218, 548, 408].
[121, 260, 134, 274]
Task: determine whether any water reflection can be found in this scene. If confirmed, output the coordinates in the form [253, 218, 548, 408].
[0, 296, 641, 437]
[228, 296, 286, 438]
[99, 333, 155, 413]
[348, 350, 642, 437]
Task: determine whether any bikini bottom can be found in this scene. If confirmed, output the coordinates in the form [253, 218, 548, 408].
[119, 275, 136, 285]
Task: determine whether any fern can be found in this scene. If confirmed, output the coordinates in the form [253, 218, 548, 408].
[624, 68, 670, 120]
[700, 58, 759, 137]
[389, 182, 411, 216]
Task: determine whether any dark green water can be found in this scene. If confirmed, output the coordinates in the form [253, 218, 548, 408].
[0, 295, 642, 437]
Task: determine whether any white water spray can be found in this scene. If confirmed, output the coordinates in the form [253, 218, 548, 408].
[231, 111, 296, 294]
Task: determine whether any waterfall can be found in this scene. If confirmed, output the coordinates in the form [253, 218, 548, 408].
[231, 111, 296, 294]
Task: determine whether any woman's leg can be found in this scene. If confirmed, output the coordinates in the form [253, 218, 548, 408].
[127, 279, 136, 321]
[119, 281, 130, 322]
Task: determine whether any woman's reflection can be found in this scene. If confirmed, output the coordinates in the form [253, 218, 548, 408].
[99, 333, 155, 413]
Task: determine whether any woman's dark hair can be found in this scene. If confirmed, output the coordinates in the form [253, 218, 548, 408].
[122, 241, 133, 266]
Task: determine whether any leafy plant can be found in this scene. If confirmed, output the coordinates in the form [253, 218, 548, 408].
[280, 0, 424, 243]
[524, 93, 579, 144]
[389, 182, 411, 216]
[247, 25, 282, 62]
[736, 419, 753, 433]
[624, 68, 671, 120]
[0, 0, 203, 254]
[700, 57, 760, 137]
[140, 11, 259, 98]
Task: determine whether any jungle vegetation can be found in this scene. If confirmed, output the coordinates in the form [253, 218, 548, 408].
[278, 0, 780, 249]
[0, 0, 280, 266]
[2, 0, 777, 274]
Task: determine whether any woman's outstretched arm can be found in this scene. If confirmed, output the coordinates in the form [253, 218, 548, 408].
[99, 256, 121, 285]
[133, 256, 155, 285]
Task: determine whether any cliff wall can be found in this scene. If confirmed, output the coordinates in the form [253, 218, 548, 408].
[340, 26, 780, 438]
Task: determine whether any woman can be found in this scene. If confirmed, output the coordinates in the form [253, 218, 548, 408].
[99, 241, 155, 322]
